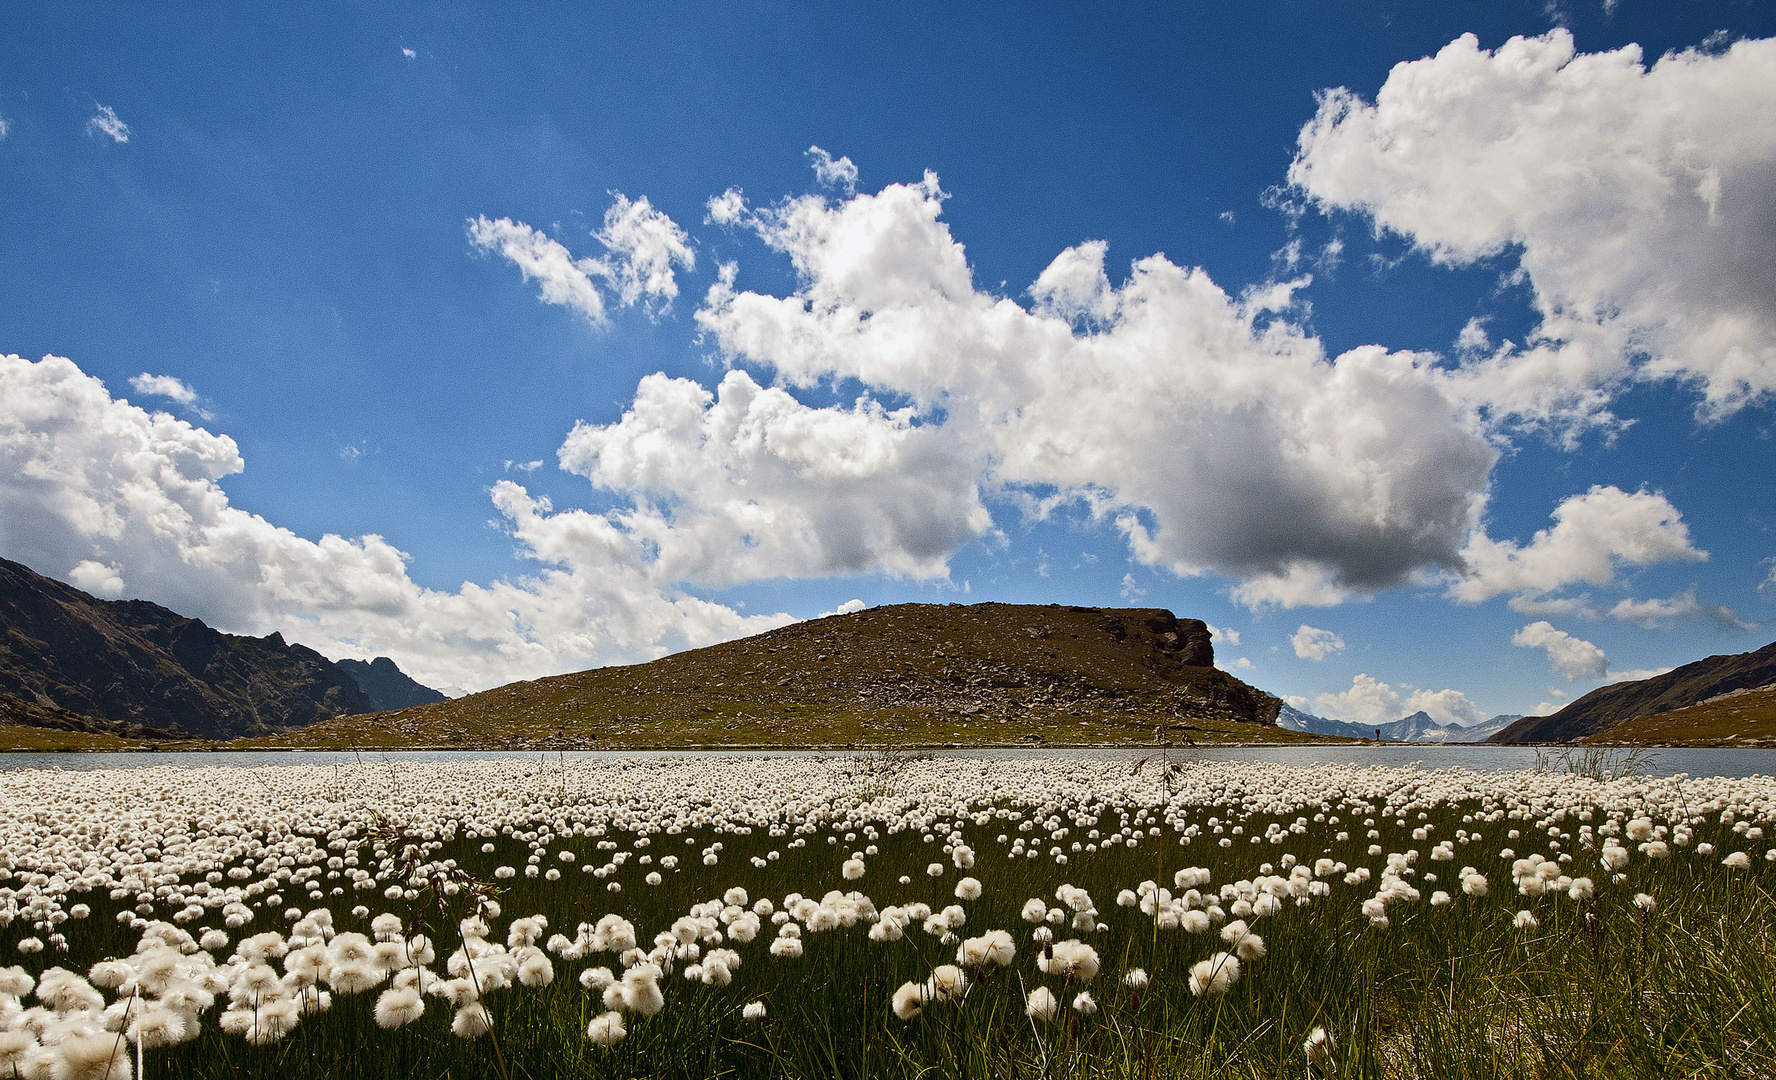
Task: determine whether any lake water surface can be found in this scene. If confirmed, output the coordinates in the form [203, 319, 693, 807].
[2, 745, 1772, 778]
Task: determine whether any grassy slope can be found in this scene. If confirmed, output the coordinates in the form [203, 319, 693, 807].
[1582, 685, 1776, 747]
[253, 602, 1330, 750]
[0, 722, 153, 750]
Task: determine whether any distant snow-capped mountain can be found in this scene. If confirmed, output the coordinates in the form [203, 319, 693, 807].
[1275, 704, 1521, 744]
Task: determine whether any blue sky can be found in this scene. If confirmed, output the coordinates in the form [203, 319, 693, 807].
[2, 1, 1773, 718]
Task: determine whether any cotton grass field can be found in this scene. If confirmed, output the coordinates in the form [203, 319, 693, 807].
[1, 753, 1773, 1079]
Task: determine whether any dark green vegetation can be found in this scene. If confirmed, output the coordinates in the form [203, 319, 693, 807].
[271, 603, 1293, 750]
[5, 760, 1770, 1078]
[1493, 640, 1776, 745]
[0, 557, 427, 741]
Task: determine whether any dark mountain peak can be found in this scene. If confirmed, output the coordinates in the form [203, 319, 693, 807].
[0, 555, 374, 739]
[336, 656, 447, 712]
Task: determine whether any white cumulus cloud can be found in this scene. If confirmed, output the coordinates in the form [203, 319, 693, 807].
[1315, 673, 1485, 726]
[1291, 624, 1345, 661]
[590, 193, 695, 312]
[1291, 30, 1776, 427]
[806, 146, 858, 192]
[68, 559, 124, 597]
[468, 215, 608, 326]
[129, 372, 199, 405]
[1453, 485, 1704, 604]
[1512, 620, 1608, 680]
[1315, 674, 1402, 727]
[470, 194, 694, 326]
[693, 170, 1497, 608]
[553, 369, 993, 585]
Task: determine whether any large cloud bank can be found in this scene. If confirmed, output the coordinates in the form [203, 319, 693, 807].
[0, 355, 786, 693]
[3, 30, 1766, 693]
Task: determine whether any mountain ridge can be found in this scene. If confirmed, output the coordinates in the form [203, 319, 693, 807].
[0, 557, 437, 739]
[1490, 640, 1776, 744]
[1276, 705, 1520, 743]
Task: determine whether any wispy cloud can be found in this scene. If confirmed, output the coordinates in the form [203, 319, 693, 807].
[87, 103, 129, 143]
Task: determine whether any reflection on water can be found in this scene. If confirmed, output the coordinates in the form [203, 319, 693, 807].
[1, 745, 1772, 778]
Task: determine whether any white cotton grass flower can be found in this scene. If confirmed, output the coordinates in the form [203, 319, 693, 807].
[957, 930, 1016, 968]
[924, 964, 966, 1004]
[374, 986, 425, 1029]
[842, 858, 866, 880]
[1514, 910, 1539, 931]
[1073, 991, 1098, 1015]
[1036, 939, 1100, 981]
[891, 981, 925, 1021]
[743, 1000, 767, 1020]
[1634, 892, 1657, 912]
[1189, 953, 1240, 996]
[1025, 985, 1059, 1021]
[49, 1032, 133, 1080]
[1123, 968, 1149, 990]
[1304, 1025, 1336, 1072]
[617, 964, 665, 1016]
[955, 876, 982, 901]
[0, 1031, 35, 1076]
[130, 1005, 196, 1050]
[586, 1011, 626, 1045]
[1724, 851, 1752, 870]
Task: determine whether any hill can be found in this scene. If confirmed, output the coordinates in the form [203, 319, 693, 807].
[1490, 640, 1776, 744]
[1577, 684, 1776, 747]
[1276, 705, 1519, 744]
[0, 556, 433, 740]
[269, 602, 1297, 750]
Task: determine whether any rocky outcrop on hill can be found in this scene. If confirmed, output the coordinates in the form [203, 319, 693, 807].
[1490, 640, 1776, 744]
[0, 557, 435, 739]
